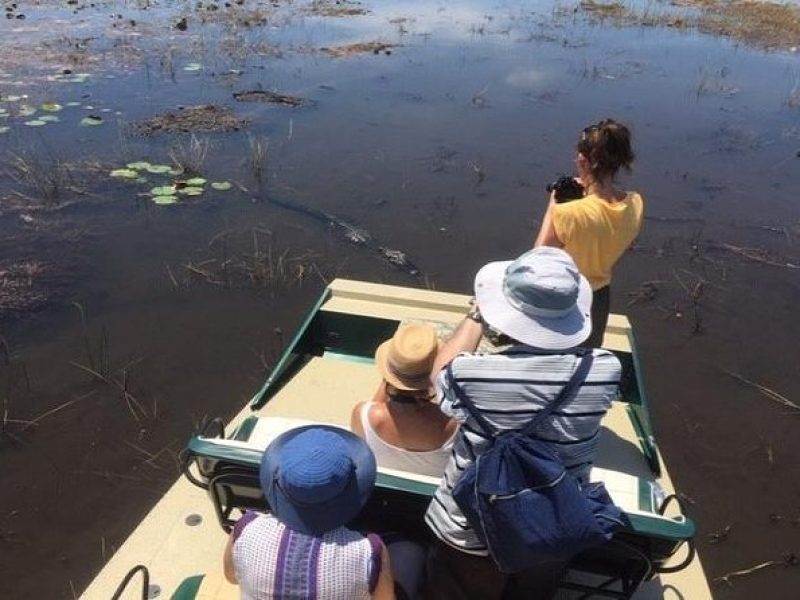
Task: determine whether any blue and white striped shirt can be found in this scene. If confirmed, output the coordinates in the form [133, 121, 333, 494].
[424, 346, 621, 555]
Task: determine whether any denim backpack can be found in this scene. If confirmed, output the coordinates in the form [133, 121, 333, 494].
[450, 351, 627, 573]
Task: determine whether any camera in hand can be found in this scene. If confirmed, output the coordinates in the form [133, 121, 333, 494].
[546, 175, 584, 203]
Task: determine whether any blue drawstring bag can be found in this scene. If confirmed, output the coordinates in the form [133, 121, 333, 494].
[450, 353, 627, 573]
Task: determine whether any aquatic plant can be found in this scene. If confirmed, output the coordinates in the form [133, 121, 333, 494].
[126, 161, 151, 170]
[178, 186, 204, 196]
[0, 126, 9, 134]
[110, 169, 139, 179]
[211, 181, 232, 191]
[168, 134, 209, 174]
[152, 195, 179, 205]
[24, 120, 47, 127]
[185, 177, 207, 186]
[80, 116, 103, 126]
[41, 102, 63, 112]
[150, 185, 176, 196]
[146, 164, 172, 174]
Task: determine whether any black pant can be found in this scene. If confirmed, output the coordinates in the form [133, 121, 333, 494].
[583, 285, 610, 349]
[424, 540, 566, 600]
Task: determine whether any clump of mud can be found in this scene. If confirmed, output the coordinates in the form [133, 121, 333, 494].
[233, 90, 304, 106]
[321, 41, 394, 57]
[0, 261, 50, 317]
[576, 0, 800, 51]
[306, 0, 368, 17]
[130, 105, 248, 136]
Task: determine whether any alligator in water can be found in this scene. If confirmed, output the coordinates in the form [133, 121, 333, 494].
[267, 195, 421, 277]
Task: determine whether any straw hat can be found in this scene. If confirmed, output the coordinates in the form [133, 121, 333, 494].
[374, 324, 439, 391]
[260, 425, 376, 536]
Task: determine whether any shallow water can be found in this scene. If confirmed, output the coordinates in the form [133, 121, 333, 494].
[1, 0, 799, 598]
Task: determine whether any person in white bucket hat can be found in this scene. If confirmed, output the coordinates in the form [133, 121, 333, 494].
[423, 247, 623, 600]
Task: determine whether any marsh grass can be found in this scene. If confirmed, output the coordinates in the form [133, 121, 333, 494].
[9, 151, 77, 204]
[247, 134, 268, 182]
[169, 134, 209, 175]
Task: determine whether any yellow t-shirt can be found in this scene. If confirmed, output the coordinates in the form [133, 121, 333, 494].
[552, 192, 644, 290]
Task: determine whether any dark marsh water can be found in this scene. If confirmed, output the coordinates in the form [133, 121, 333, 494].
[1, 0, 799, 598]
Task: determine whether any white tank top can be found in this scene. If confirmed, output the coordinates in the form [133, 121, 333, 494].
[360, 402, 455, 477]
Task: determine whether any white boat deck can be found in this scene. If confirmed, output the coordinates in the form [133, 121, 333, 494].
[82, 280, 712, 600]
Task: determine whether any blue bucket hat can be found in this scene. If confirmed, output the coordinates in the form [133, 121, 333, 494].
[260, 425, 377, 536]
[474, 247, 592, 350]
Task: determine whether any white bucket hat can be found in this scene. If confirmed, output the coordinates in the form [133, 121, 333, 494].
[474, 247, 592, 350]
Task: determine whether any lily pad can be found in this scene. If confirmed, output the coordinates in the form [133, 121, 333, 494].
[25, 119, 47, 127]
[210, 181, 232, 191]
[183, 63, 203, 72]
[41, 102, 63, 112]
[152, 195, 179, 205]
[0, 126, 9, 134]
[178, 186, 204, 196]
[66, 101, 82, 107]
[4, 95, 23, 102]
[110, 168, 139, 179]
[38, 115, 60, 123]
[80, 116, 103, 126]
[185, 177, 207, 186]
[150, 185, 176, 196]
[18, 105, 37, 117]
[126, 161, 151, 170]
[135, 177, 149, 184]
[146, 164, 172, 174]
[168, 168, 183, 176]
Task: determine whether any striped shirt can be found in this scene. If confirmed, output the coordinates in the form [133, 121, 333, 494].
[424, 346, 621, 556]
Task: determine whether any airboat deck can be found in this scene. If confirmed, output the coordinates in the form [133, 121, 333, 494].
[82, 279, 713, 600]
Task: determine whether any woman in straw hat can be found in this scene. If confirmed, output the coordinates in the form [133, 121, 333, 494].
[351, 323, 458, 478]
[223, 425, 396, 599]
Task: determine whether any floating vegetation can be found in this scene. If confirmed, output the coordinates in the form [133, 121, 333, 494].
[18, 105, 37, 117]
[146, 164, 172, 174]
[178, 186, 204, 196]
[150, 185, 176, 196]
[66, 102, 82, 107]
[233, 90, 305, 106]
[0, 126, 9, 134]
[183, 63, 203, 72]
[152, 195, 179, 205]
[211, 181, 232, 191]
[38, 115, 60, 123]
[185, 177, 207, 186]
[3, 95, 24, 102]
[321, 41, 395, 58]
[109, 169, 139, 179]
[126, 161, 151, 170]
[41, 102, 63, 112]
[131, 105, 248, 136]
[24, 120, 47, 127]
[80, 116, 103, 126]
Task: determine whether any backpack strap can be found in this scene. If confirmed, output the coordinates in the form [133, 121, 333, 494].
[445, 362, 497, 437]
[445, 349, 594, 439]
[521, 350, 594, 437]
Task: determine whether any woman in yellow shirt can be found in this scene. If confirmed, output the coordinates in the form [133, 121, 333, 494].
[535, 119, 643, 347]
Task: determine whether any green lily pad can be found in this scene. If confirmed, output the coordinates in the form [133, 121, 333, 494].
[18, 105, 37, 117]
[80, 116, 103, 126]
[38, 115, 60, 123]
[168, 168, 183, 176]
[210, 181, 232, 191]
[185, 177, 207, 186]
[135, 177, 149, 184]
[126, 161, 151, 170]
[178, 186, 204, 196]
[183, 63, 202, 72]
[146, 164, 172, 174]
[110, 168, 139, 179]
[66, 101, 82, 107]
[41, 102, 63, 112]
[0, 126, 9, 134]
[25, 119, 47, 127]
[152, 195, 179, 205]
[150, 185, 176, 196]
[4, 95, 22, 102]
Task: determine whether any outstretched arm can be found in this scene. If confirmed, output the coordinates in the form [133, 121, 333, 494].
[534, 192, 564, 248]
[429, 312, 483, 384]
